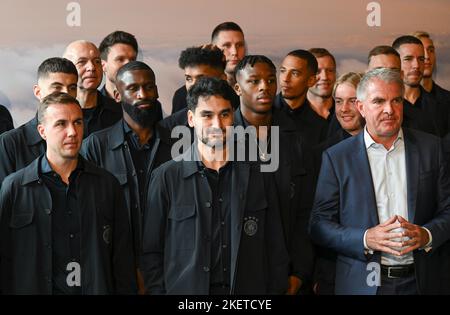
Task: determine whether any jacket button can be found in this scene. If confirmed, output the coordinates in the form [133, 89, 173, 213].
[44, 209, 52, 215]
[203, 266, 210, 272]
[205, 202, 211, 208]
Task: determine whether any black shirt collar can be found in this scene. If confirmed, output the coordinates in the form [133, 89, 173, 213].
[39, 155, 84, 183]
[123, 120, 154, 151]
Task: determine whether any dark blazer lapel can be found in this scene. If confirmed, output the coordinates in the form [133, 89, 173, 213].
[355, 132, 380, 226]
[403, 129, 419, 223]
[229, 161, 250, 292]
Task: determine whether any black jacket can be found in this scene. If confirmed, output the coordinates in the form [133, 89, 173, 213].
[273, 93, 334, 149]
[431, 82, 450, 135]
[402, 86, 444, 137]
[81, 119, 173, 260]
[0, 116, 46, 185]
[141, 146, 289, 295]
[82, 91, 122, 138]
[233, 107, 315, 288]
[0, 156, 136, 294]
[0, 105, 13, 135]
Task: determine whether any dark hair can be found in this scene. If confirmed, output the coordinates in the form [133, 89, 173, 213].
[392, 35, 423, 50]
[367, 45, 400, 64]
[211, 22, 244, 42]
[99, 30, 138, 60]
[178, 46, 226, 71]
[37, 57, 78, 81]
[308, 48, 336, 67]
[286, 49, 318, 75]
[186, 77, 235, 111]
[116, 61, 155, 83]
[38, 92, 80, 124]
[234, 55, 276, 79]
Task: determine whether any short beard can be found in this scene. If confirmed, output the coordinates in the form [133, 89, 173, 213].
[122, 101, 158, 128]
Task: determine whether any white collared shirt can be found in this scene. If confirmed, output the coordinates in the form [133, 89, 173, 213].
[363, 127, 414, 265]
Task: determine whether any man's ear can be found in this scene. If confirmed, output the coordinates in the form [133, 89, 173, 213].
[187, 109, 195, 128]
[356, 100, 365, 118]
[33, 84, 42, 101]
[155, 85, 159, 99]
[113, 89, 121, 103]
[101, 59, 108, 73]
[234, 83, 242, 96]
[37, 123, 46, 140]
[307, 74, 318, 88]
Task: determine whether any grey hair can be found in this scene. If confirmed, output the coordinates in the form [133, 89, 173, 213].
[356, 68, 404, 102]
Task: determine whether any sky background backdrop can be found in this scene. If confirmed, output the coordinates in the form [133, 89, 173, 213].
[1, 0, 449, 126]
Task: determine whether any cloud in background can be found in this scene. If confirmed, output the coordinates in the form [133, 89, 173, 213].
[0, 0, 449, 127]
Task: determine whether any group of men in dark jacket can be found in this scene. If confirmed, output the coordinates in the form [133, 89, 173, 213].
[1, 22, 450, 295]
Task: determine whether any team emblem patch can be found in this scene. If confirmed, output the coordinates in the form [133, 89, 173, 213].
[244, 216, 258, 236]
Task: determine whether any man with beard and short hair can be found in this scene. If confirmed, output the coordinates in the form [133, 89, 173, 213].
[81, 61, 172, 294]
[393, 35, 445, 137]
[0, 92, 136, 294]
[141, 77, 289, 295]
[63, 40, 121, 138]
[0, 57, 78, 184]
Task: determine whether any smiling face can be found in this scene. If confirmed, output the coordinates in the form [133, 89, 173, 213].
[234, 62, 277, 114]
[357, 78, 403, 143]
[37, 103, 84, 161]
[334, 82, 364, 135]
[309, 55, 336, 98]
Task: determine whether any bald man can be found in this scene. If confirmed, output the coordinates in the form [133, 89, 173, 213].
[63, 40, 121, 137]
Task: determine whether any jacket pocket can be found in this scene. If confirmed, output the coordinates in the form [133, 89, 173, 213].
[168, 205, 196, 250]
[9, 211, 34, 229]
